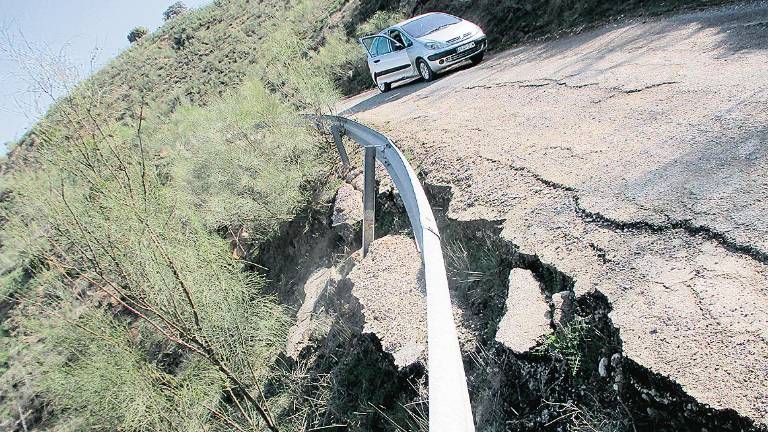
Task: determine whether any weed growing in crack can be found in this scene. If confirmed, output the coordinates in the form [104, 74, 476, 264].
[542, 398, 636, 432]
[441, 223, 515, 342]
[373, 379, 428, 432]
[445, 237, 502, 286]
[535, 317, 591, 378]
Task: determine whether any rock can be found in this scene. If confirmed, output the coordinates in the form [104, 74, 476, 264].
[551, 290, 575, 328]
[342, 169, 364, 192]
[331, 182, 362, 242]
[647, 407, 663, 419]
[286, 267, 340, 359]
[495, 269, 552, 354]
[346, 235, 427, 367]
[612, 352, 624, 390]
[598, 357, 609, 377]
[611, 353, 622, 368]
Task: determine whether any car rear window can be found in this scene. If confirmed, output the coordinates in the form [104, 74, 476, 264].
[401, 13, 461, 38]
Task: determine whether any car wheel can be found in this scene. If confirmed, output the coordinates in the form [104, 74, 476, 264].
[377, 79, 391, 93]
[469, 52, 484, 65]
[417, 59, 435, 82]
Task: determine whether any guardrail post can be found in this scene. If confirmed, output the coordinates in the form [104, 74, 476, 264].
[330, 124, 350, 167]
[362, 146, 376, 257]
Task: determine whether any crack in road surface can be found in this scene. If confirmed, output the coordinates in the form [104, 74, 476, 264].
[573, 196, 768, 265]
[465, 77, 678, 96]
[483, 154, 768, 265]
[620, 80, 681, 94]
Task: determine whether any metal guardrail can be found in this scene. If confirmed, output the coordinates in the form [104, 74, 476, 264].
[315, 115, 475, 432]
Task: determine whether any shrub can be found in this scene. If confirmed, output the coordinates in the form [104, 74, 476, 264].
[154, 78, 332, 236]
[0, 46, 332, 430]
[163, 1, 189, 21]
[171, 28, 194, 50]
[127, 26, 149, 43]
[535, 317, 591, 377]
[254, 0, 349, 112]
[29, 307, 221, 431]
[0, 86, 300, 429]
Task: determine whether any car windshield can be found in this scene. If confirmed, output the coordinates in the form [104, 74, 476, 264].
[401, 13, 461, 38]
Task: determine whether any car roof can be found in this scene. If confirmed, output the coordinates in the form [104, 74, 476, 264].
[397, 12, 442, 26]
[381, 12, 459, 33]
[377, 12, 458, 35]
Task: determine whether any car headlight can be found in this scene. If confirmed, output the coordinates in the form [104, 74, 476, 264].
[425, 41, 447, 50]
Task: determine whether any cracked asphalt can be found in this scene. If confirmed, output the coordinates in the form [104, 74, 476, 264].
[338, 2, 768, 424]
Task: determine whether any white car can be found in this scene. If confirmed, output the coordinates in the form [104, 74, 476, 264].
[359, 12, 487, 92]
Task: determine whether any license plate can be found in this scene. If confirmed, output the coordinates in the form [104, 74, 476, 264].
[456, 42, 475, 53]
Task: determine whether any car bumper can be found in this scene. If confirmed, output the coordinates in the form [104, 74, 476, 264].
[426, 36, 487, 70]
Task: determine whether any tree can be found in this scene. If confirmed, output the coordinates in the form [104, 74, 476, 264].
[163, 2, 189, 21]
[127, 26, 149, 43]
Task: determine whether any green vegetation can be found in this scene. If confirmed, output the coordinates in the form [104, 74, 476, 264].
[0, 72, 310, 429]
[535, 317, 591, 377]
[163, 1, 190, 21]
[0, 0, 395, 430]
[127, 26, 149, 43]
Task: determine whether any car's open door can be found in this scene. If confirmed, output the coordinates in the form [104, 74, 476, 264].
[358, 35, 413, 85]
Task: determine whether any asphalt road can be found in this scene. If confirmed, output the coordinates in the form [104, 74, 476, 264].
[338, 2, 768, 424]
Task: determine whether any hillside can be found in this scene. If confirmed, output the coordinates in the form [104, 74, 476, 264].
[0, 1, 377, 430]
[0, 0, 760, 431]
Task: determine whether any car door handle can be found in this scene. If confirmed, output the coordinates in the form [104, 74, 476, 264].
[373, 59, 380, 63]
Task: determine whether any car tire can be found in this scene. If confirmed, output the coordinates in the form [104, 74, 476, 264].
[469, 52, 484, 65]
[377, 79, 391, 93]
[417, 59, 435, 82]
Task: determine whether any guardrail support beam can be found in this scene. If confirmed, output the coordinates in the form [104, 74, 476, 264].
[330, 124, 350, 167]
[362, 146, 376, 257]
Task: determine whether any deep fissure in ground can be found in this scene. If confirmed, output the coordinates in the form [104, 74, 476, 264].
[251, 177, 763, 431]
[425, 182, 762, 432]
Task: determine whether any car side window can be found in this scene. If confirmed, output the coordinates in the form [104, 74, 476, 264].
[369, 37, 381, 56]
[389, 30, 412, 48]
[401, 33, 412, 47]
[371, 36, 392, 57]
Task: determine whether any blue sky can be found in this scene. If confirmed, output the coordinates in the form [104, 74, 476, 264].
[0, 0, 212, 149]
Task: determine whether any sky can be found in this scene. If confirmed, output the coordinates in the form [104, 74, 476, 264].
[0, 0, 212, 149]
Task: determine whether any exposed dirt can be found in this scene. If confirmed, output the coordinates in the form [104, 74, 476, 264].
[337, 1, 768, 425]
[495, 269, 553, 354]
[347, 235, 428, 367]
